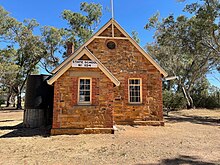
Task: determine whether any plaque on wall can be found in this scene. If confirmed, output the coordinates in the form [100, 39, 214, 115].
[72, 60, 98, 68]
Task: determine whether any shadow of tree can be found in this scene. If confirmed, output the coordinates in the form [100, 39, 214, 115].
[0, 120, 15, 122]
[136, 155, 219, 165]
[0, 123, 50, 138]
[164, 114, 220, 126]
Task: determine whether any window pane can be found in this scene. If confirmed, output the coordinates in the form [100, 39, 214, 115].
[85, 96, 90, 101]
[129, 79, 141, 103]
[85, 91, 90, 95]
[135, 79, 140, 84]
[80, 85, 84, 90]
[130, 97, 135, 102]
[79, 79, 91, 103]
[135, 91, 140, 96]
[85, 79, 90, 84]
[134, 97, 140, 102]
[80, 79, 84, 85]
[130, 86, 134, 91]
[85, 84, 90, 90]
[129, 79, 140, 85]
[79, 95, 85, 102]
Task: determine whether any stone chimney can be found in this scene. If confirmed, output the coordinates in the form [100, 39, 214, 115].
[66, 42, 74, 56]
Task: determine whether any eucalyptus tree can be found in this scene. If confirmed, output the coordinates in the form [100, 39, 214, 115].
[131, 30, 140, 44]
[0, 7, 45, 108]
[40, 26, 66, 73]
[145, 0, 220, 108]
[0, 48, 18, 106]
[61, 2, 102, 57]
[0, 6, 18, 41]
[10, 19, 45, 109]
[0, 3, 103, 108]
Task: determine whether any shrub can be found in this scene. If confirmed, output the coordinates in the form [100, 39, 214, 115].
[163, 90, 186, 110]
[193, 94, 220, 109]
[0, 98, 5, 107]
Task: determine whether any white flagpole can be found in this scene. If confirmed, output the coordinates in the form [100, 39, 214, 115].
[111, 0, 114, 19]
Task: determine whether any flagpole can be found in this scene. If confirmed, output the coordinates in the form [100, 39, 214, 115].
[111, 0, 114, 19]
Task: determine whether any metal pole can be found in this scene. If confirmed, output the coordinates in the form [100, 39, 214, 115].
[111, 0, 114, 19]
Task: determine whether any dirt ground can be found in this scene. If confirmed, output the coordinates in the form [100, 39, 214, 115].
[0, 109, 219, 165]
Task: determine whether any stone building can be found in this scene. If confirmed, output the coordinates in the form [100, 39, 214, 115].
[47, 19, 168, 135]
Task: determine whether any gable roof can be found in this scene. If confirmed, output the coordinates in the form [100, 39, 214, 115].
[52, 19, 168, 77]
[51, 19, 114, 74]
[47, 47, 120, 86]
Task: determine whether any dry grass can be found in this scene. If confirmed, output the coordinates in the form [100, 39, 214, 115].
[0, 109, 219, 165]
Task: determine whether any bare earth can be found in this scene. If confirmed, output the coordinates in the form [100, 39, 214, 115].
[0, 109, 219, 165]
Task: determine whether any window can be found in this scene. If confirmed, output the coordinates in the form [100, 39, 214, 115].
[106, 41, 116, 49]
[128, 78, 142, 104]
[78, 78, 91, 104]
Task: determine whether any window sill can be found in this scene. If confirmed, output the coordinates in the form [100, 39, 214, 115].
[77, 103, 92, 106]
[127, 103, 144, 106]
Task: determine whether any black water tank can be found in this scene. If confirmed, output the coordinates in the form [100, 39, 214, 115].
[24, 74, 54, 127]
[25, 74, 53, 109]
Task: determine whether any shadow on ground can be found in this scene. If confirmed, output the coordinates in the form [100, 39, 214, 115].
[0, 120, 15, 122]
[0, 123, 50, 138]
[164, 113, 220, 126]
[136, 155, 219, 165]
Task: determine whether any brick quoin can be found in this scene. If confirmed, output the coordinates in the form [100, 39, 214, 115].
[72, 77, 78, 106]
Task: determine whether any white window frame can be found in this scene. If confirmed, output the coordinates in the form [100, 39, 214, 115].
[128, 78, 142, 104]
[78, 77, 92, 105]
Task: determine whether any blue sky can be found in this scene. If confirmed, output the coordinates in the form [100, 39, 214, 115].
[0, 0, 219, 87]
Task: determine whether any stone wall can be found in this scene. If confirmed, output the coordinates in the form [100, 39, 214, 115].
[87, 26, 164, 126]
[52, 25, 164, 135]
[51, 68, 114, 135]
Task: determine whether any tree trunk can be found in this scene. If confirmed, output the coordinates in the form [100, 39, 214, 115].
[181, 86, 194, 109]
[14, 86, 22, 109]
[16, 92, 22, 109]
[12, 86, 23, 109]
[15, 74, 29, 110]
[187, 93, 194, 109]
[6, 93, 11, 107]
[11, 94, 16, 107]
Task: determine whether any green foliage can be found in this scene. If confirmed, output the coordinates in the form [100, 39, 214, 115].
[0, 6, 19, 40]
[192, 85, 220, 109]
[144, 12, 159, 30]
[40, 26, 66, 72]
[145, 0, 220, 108]
[61, 2, 102, 57]
[0, 98, 4, 106]
[190, 78, 220, 109]
[131, 30, 140, 44]
[0, 3, 103, 108]
[0, 7, 46, 108]
[163, 90, 186, 109]
[0, 48, 19, 91]
[11, 19, 45, 92]
[193, 94, 220, 109]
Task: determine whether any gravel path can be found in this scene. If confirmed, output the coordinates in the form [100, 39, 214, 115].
[0, 109, 219, 165]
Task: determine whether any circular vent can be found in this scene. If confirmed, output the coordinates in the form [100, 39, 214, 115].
[106, 41, 116, 49]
